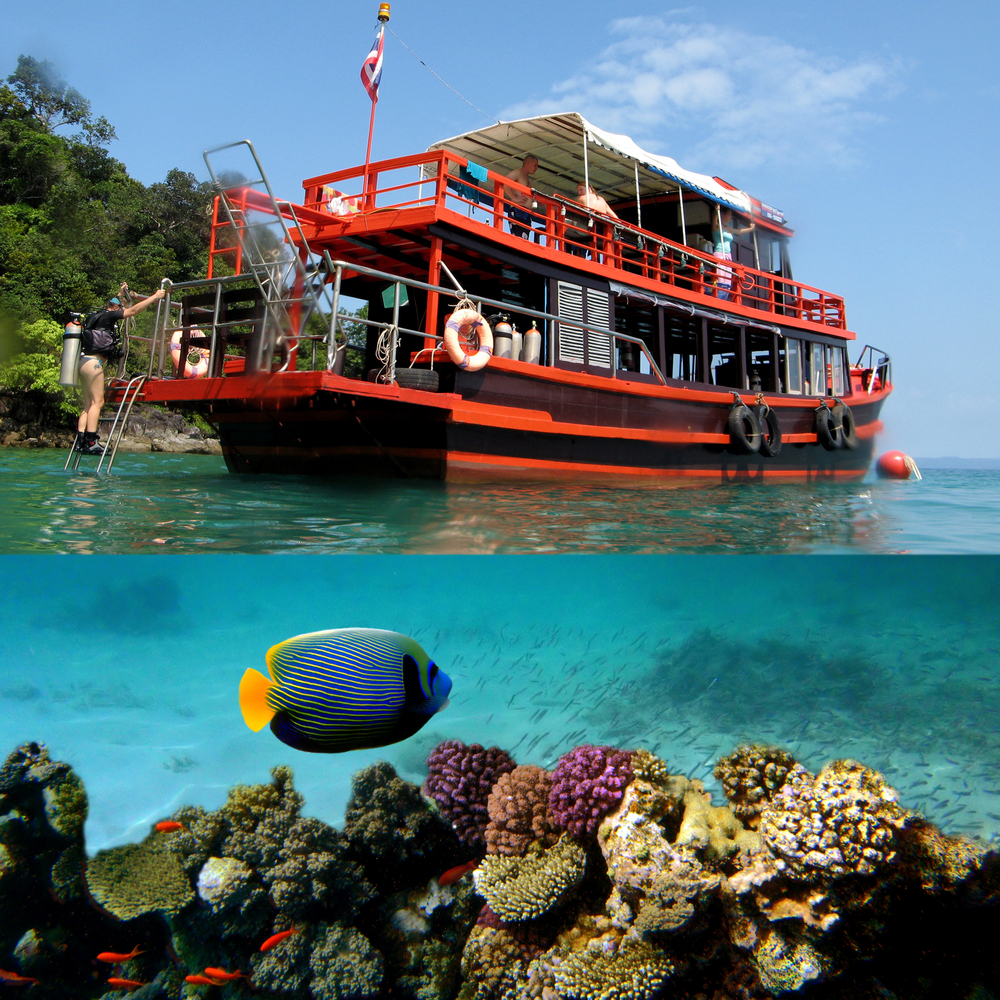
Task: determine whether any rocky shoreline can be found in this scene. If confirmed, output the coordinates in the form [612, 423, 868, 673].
[0, 392, 221, 455]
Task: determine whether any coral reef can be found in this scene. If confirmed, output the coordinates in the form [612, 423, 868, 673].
[2, 738, 999, 1000]
[424, 741, 517, 850]
[485, 764, 557, 856]
[714, 744, 797, 828]
[549, 745, 634, 840]
[473, 834, 587, 922]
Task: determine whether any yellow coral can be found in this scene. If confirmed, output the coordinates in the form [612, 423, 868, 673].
[473, 834, 586, 922]
[629, 750, 670, 785]
[714, 745, 796, 827]
[85, 838, 194, 920]
[553, 941, 674, 1000]
[753, 928, 824, 994]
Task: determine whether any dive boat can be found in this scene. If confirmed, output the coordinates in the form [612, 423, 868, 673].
[110, 113, 891, 481]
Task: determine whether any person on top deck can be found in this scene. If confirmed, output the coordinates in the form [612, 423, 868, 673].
[504, 155, 540, 238]
[566, 183, 619, 258]
[76, 284, 166, 455]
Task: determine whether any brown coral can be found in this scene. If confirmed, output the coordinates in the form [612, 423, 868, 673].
[485, 765, 557, 857]
[714, 744, 797, 828]
[473, 834, 587, 922]
[759, 761, 907, 879]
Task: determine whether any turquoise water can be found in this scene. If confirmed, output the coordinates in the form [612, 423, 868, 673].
[1, 449, 998, 553]
[2, 555, 997, 853]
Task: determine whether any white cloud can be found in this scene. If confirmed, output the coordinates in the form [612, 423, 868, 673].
[501, 19, 902, 170]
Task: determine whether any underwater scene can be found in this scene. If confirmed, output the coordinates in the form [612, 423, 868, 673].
[1, 554, 998, 998]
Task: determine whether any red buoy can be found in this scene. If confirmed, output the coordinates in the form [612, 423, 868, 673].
[876, 451, 921, 480]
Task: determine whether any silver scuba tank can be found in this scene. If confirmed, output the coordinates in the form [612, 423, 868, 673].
[522, 324, 542, 365]
[493, 321, 513, 359]
[59, 317, 83, 386]
[511, 326, 523, 362]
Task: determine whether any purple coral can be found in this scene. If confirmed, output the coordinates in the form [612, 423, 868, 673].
[548, 744, 633, 839]
[423, 740, 516, 849]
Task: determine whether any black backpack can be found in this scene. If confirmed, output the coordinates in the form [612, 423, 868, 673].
[82, 309, 123, 359]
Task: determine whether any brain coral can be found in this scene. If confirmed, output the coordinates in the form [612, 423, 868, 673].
[759, 761, 907, 878]
[473, 834, 587, 922]
[714, 744, 797, 827]
[549, 745, 633, 840]
[552, 941, 675, 1000]
[486, 765, 557, 857]
[424, 741, 516, 850]
[85, 838, 194, 920]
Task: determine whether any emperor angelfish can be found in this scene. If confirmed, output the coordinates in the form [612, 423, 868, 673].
[239, 628, 451, 753]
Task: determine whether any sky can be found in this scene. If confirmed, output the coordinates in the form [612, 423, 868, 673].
[4, 0, 1000, 456]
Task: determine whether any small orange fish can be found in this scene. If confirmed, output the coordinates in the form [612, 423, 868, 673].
[185, 974, 224, 985]
[0, 969, 38, 985]
[259, 929, 297, 952]
[438, 859, 478, 886]
[97, 947, 144, 963]
[106, 978, 145, 990]
[154, 821, 185, 833]
[204, 967, 246, 981]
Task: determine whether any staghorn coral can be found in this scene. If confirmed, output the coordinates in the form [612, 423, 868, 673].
[473, 834, 587, 922]
[549, 745, 633, 841]
[714, 744, 797, 828]
[346, 761, 458, 877]
[551, 940, 675, 1000]
[759, 761, 907, 878]
[424, 741, 516, 850]
[85, 837, 194, 920]
[485, 765, 557, 857]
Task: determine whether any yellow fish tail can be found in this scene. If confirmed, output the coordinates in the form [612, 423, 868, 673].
[239, 668, 275, 732]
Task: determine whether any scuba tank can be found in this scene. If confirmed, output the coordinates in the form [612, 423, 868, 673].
[522, 323, 542, 365]
[493, 320, 513, 359]
[511, 325, 523, 362]
[59, 314, 83, 386]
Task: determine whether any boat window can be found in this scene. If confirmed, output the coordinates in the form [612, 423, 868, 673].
[807, 341, 826, 395]
[745, 330, 776, 392]
[782, 338, 803, 395]
[663, 313, 701, 382]
[613, 299, 656, 375]
[708, 325, 742, 389]
[829, 345, 847, 396]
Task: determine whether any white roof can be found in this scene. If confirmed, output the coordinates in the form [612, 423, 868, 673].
[426, 112, 758, 217]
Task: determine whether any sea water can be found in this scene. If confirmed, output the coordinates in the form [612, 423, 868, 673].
[1, 555, 997, 854]
[1, 449, 998, 554]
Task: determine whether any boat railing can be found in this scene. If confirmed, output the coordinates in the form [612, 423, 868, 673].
[301, 150, 846, 331]
[852, 345, 892, 396]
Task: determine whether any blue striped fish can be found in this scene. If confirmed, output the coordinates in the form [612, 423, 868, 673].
[239, 628, 451, 753]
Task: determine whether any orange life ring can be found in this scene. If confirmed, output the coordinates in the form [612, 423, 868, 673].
[170, 331, 210, 379]
[443, 309, 493, 371]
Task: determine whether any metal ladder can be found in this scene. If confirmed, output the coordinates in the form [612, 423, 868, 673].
[64, 375, 146, 474]
[202, 141, 334, 371]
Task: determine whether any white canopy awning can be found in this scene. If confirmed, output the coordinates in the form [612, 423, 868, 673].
[426, 112, 778, 221]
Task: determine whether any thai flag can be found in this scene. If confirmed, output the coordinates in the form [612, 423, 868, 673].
[360, 26, 384, 104]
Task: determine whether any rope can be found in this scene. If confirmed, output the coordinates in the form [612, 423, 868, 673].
[375, 324, 398, 383]
[387, 28, 500, 124]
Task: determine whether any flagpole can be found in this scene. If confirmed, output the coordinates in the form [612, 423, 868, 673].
[362, 5, 391, 208]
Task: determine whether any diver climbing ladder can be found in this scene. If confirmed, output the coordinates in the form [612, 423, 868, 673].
[64, 375, 146, 474]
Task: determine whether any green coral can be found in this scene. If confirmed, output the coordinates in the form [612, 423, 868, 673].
[458, 926, 528, 1000]
[309, 922, 384, 1000]
[552, 941, 674, 1000]
[473, 834, 587, 922]
[85, 838, 194, 920]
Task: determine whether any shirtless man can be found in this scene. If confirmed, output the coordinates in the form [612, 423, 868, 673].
[575, 183, 619, 218]
[504, 155, 539, 237]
